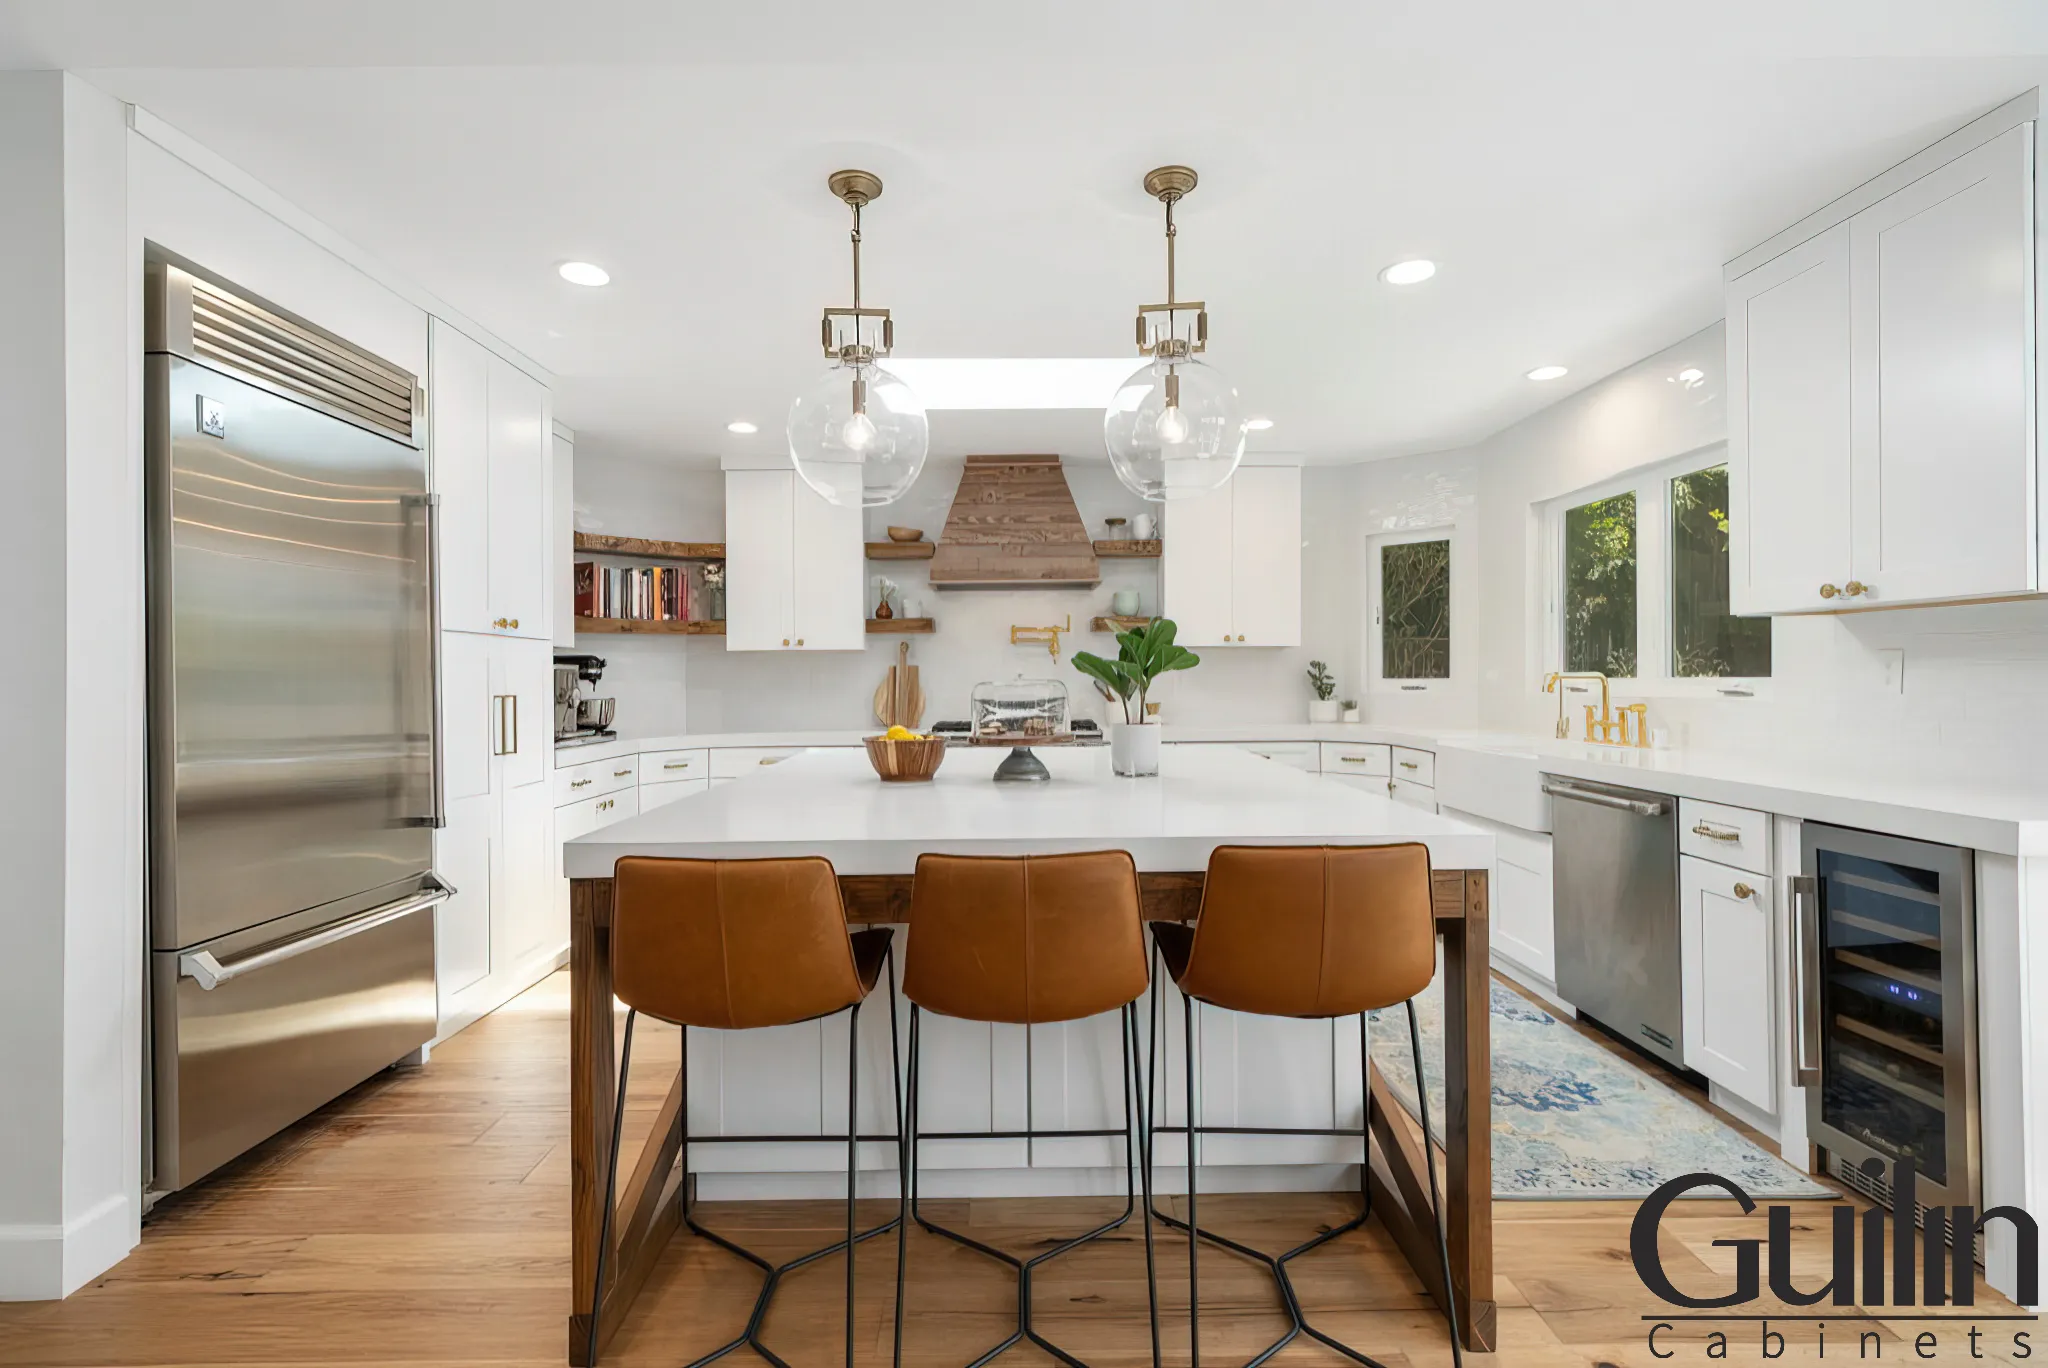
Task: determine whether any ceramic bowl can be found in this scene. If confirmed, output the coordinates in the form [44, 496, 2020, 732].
[886, 526, 924, 542]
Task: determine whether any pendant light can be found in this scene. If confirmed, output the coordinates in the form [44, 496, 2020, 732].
[1104, 165, 1244, 502]
[787, 170, 929, 508]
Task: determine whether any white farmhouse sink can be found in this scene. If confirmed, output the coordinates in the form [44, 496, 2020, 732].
[1433, 737, 1552, 832]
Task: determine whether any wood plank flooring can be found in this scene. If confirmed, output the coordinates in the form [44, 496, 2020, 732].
[1, 972, 2027, 1367]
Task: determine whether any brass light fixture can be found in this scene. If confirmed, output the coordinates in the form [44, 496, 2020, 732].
[1104, 165, 1245, 502]
[786, 169, 929, 508]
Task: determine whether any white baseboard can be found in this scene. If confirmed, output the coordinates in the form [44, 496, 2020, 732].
[1490, 952, 1574, 1014]
[432, 941, 570, 1046]
[0, 1191, 136, 1301]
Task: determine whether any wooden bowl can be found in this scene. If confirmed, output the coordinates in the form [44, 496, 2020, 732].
[886, 526, 924, 542]
[863, 735, 948, 782]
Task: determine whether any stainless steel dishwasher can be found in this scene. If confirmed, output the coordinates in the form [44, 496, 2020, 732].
[1542, 776, 1683, 1068]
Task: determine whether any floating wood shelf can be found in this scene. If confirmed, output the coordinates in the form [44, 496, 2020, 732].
[866, 617, 935, 633]
[865, 541, 936, 560]
[575, 617, 725, 635]
[1091, 615, 1155, 633]
[574, 533, 725, 562]
[1093, 539, 1162, 558]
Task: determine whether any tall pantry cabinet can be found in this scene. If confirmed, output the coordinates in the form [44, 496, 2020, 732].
[428, 318, 561, 1037]
[1728, 98, 2041, 614]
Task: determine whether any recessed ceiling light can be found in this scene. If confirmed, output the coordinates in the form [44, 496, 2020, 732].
[557, 261, 611, 287]
[1526, 365, 1569, 381]
[1378, 259, 1436, 286]
[726, 420, 758, 434]
[1246, 418, 1275, 431]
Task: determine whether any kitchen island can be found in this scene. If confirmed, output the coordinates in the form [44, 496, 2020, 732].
[563, 745, 1497, 1362]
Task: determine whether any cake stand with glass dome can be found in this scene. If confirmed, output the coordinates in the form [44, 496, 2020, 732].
[969, 677, 1074, 782]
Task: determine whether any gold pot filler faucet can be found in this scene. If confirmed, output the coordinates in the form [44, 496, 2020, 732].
[1010, 615, 1072, 661]
[1543, 671, 1651, 748]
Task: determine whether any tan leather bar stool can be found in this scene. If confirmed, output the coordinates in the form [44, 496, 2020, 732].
[589, 856, 902, 1368]
[895, 851, 1160, 1368]
[1147, 844, 1461, 1368]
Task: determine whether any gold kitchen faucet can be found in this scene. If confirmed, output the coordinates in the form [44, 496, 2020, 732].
[1011, 615, 1072, 660]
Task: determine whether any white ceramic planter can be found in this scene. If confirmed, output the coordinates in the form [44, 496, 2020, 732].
[1342, 707, 1361, 723]
[1308, 700, 1342, 722]
[1109, 721, 1161, 776]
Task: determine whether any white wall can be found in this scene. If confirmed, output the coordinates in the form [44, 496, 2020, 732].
[0, 71, 142, 1300]
[571, 452, 1364, 730]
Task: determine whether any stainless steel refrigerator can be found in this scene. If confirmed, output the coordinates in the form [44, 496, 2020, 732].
[146, 251, 448, 1195]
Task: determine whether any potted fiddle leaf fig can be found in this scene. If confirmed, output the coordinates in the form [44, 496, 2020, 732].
[1071, 618, 1199, 776]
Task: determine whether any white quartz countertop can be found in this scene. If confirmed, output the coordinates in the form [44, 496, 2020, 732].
[562, 744, 1495, 878]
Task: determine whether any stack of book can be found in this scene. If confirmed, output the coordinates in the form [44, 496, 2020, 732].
[575, 562, 701, 622]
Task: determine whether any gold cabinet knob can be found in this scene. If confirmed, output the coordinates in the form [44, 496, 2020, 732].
[1843, 581, 1868, 598]
[493, 616, 510, 628]
[509, 618, 519, 628]
[1235, 634, 1246, 642]
[782, 638, 790, 647]
[1733, 882, 1756, 900]
[796, 638, 804, 646]
[1818, 584, 1838, 600]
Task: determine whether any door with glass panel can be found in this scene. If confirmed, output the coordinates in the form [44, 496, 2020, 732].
[1797, 823, 1978, 1216]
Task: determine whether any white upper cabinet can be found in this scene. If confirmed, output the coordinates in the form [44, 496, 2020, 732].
[1728, 104, 2039, 614]
[1850, 124, 2035, 605]
[1163, 463, 1301, 646]
[1728, 223, 1855, 615]
[430, 319, 551, 638]
[723, 468, 862, 651]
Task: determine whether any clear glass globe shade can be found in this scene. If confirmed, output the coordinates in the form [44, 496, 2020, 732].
[787, 359, 929, 508]
[1103, 355, 1244, 502]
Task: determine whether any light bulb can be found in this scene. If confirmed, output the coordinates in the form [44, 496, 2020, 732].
[1156, 404, 1190, 445]
[841, 409, 879, 452]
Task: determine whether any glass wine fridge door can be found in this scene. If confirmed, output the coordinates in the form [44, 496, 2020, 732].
[1798, 824, 1977, 1211]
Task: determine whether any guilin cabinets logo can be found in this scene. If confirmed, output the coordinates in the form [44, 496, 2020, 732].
[1630, 1165, 2040, 1361]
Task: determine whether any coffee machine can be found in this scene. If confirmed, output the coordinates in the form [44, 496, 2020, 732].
[554, 652, 616, 746]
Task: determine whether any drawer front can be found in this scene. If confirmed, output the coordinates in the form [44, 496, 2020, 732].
[641, 777, 711, 811]
[712, 746, 814, 778]
[1391, 746, 1435, 786]
[555, 753, 637, 806]
[590, 787, 639, 830]
[1228, 741, 1321, 772]
[641, 747, 710, 783]
[1321, 742, 1391, 777]
[1679, 798, 1771, 875]
[1389, 777, 1437, 813]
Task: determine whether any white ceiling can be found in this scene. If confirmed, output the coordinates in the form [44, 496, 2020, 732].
[4, 2, 2047, 466]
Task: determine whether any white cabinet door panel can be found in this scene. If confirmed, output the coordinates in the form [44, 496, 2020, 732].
[1851, 123, 2036, 604]
[1162, 484, 1234, 646]
[1493, 846, 1555, 983]
[1727, 222, 1854, 614]
[1028, 1013, 1130, 1168]
[1229, 465, 1301, 647]
[1389, 777, 1437, 813]
[441, 631, 493, 802]
[790, 478, 864, 650]
[1680, 855, 1776, 1113]
[724, 470, 794, 651]
[491, 636, 551, 791]
[485, 355, 549, 638]
[639, 777, 710, 811]
[433, 790, 493, 998]
[430, 320, 492, 634]
[494, 775, 555, 968]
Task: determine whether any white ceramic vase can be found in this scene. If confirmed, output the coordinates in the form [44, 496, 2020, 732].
[1109, 721, 1161, 776]
[1342, 707, 1362, 723]
[1308, 700, 1342, 723]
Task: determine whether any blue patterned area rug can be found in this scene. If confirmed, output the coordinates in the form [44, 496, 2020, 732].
[1367, 981, 1832, 1200]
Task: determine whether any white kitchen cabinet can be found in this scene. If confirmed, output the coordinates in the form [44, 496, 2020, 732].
[434, 791, 492, 998]
[1162, 463, 1301, 647]
[1389, 777, 1437, 813]
[639, 777, 709, 811]
[1728, 110, 2039, 614]
[551, 424, 576, 649]
[724, 469, 862, 651]
[1680, 854, 1776, 1113]
[429, 318, 551, 639]
[1849, 124, 2035, 606]
[1440, 806, 1555, 986]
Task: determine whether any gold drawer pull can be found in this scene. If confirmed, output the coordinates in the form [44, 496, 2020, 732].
[1733, 882, 1756, 900]
[1399, 761, 1419, 770]
[597, 799, 612, 812]
[613, 769, 632, 777]
[759, 757, 779, 765]
[663, 761, 691, 770]
[1339, 756, 1373, 765]
[1691, 821, 1742, 843]
[570, 778, 592, 788]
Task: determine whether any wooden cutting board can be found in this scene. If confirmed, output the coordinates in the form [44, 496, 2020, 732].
[874, 642, 926, 728]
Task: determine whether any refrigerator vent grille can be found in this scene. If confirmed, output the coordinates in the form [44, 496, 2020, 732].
[190, 281, 416, 442]
[1827, 1152, 1984, 1266]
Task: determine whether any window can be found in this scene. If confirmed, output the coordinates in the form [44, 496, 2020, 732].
[1670, 465, 1771, 678]
[1543, 447, 1770, 695]
[1562, 492, 1638, 677]
[1368, 528, 1458, 694]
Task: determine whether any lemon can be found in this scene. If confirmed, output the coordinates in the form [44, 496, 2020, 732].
[885, 725, 916, 741]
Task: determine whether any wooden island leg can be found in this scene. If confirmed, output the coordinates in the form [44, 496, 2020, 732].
[1438, 869, 1496, 1353]
[569, 877, 616, 1365]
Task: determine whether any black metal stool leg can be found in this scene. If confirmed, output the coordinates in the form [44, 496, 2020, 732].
[894, 1001, 918, 1368]
[1126, 1002, 1161, 1368]
[846, 1000, 863, 1368]
[1183, 992, 1200, 1368]
[586, 1007, 638, 1368]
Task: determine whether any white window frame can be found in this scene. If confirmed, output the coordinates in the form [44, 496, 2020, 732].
[1539, 442, 1772, 700]
[1367, 526, 1459, 696]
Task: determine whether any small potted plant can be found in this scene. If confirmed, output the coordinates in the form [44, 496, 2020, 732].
[1306, 660, 1341, 722]
[1072, 618, 1198, 776]
[1341, 698, 1361, 723]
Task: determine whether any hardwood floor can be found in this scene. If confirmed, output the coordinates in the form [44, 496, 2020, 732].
[1, 971, 2027, 1367]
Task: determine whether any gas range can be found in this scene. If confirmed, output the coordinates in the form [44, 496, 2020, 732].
[928, 719, 1105, 747]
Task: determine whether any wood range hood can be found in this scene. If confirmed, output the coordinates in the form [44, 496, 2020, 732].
[927, 455, 1101, 589]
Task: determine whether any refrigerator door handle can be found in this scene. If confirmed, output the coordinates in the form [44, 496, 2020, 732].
[1791, 874, 1823, 1087]
[180, 876, 455, 991]
[405, 492, 447, 828]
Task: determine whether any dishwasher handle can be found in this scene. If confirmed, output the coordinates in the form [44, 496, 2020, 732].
[1540, 779, 1670, 817]
[180, 876, 454, 991]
